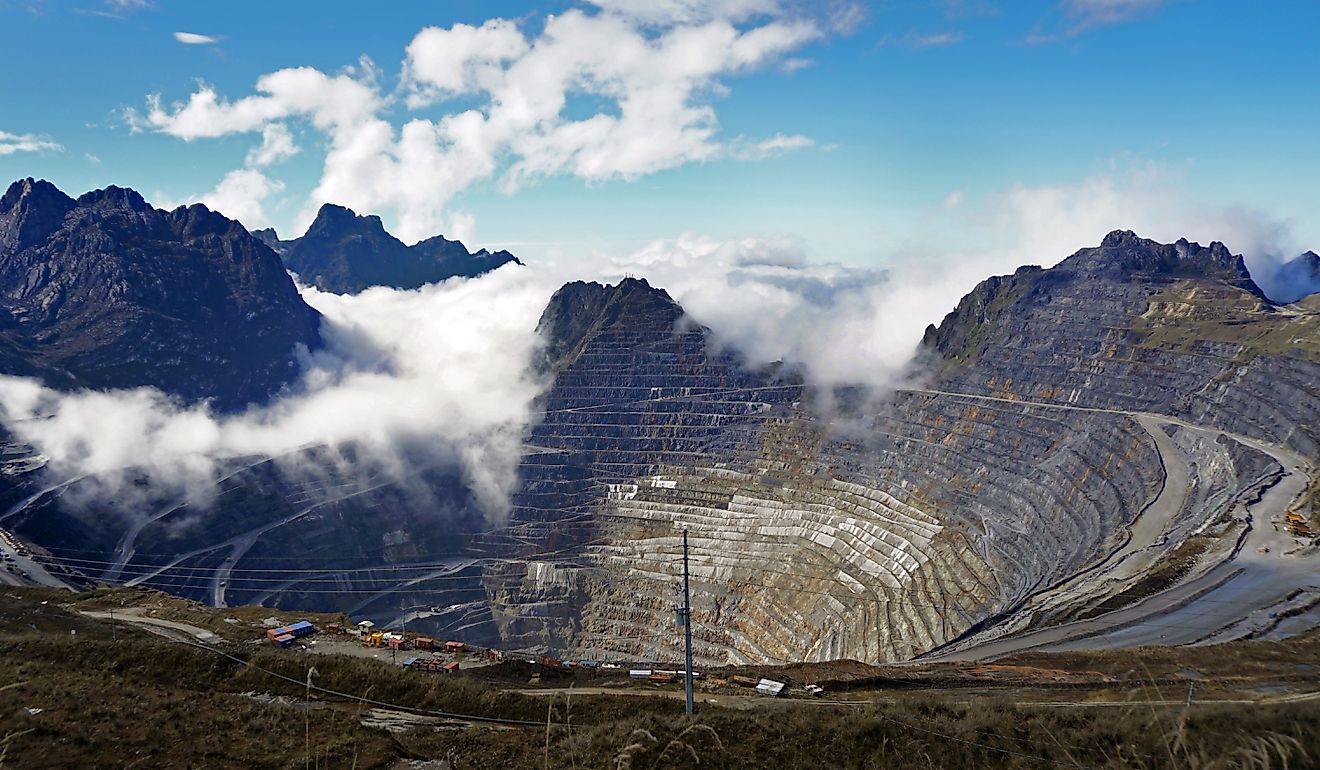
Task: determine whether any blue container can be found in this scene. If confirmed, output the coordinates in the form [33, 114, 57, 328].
[287, 620, 315, 638]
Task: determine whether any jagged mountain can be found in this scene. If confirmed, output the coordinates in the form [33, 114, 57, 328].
[2, 229, 1317, 668]
[534, 278, 687, 372]
[0, 178, 321, 409]
[250, 227, 287, 254]
[1267, 250, 1320, 304]
[278, 204, 521, 294]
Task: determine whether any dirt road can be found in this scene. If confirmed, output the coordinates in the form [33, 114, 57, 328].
[900, 388, 1317, 661]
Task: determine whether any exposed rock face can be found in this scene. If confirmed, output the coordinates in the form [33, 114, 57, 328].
[476, 231, 1320, 665]
[250, 228, 288, 254]
[533, 278, 686, 371]
[928, 231, 1320, 456]
[0, 178, 321, 408]
[280, 204, 520, 294]
[3, 229, 1317, 667]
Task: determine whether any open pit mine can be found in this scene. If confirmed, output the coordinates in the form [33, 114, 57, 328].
[2, 220, 1318, 667]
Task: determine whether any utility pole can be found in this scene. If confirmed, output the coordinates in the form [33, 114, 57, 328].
[399, 600, 407, 665]
[109, 606, 116, 642]
[682, 528, 694, 716]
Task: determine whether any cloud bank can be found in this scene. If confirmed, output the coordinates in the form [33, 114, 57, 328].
[0, 264, 550, 523]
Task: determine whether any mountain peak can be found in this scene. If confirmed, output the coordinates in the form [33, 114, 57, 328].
[76, 185, 153, 214]
[308, 203, 387, 235]
[534, 278, 683, 372]
[0, 178, 77, 255]
[1, 177, 73, 212]
[0, 178, 321, 408]
[283, 204, 520, 294]
[1063, 230, 1257, 290]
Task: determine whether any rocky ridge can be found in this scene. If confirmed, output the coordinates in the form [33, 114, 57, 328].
[278, 203, 520, 294]
[0, 178, 321, 408]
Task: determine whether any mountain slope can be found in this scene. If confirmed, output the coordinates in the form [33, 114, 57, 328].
[280, 204, 520, 294]
[480, 231, 1319, 665]
[2, 229, 1316, 668]
[0, 178, 321, 409]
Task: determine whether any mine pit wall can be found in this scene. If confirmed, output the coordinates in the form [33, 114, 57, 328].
[936, 272, 1320, 457]
[556, 397, 1166, 666]
[483, 292, 1180, 665]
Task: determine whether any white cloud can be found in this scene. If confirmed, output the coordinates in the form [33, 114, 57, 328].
[401, 20, 528, 108]
[245, 123, 299, 166]
[0, 130, 61, 156]
[1029, 0, 1170, 41]
[727, 133, 814, 160]
[141, 67, 381, 139]
[173, 31, 218, 45]
[0, 264, 547, 523]
[584, 0, 781, 25]
[1064, 0, 1169, 25]
[140, 7, 825, 243]
[943, 190, 964, 209]
[191, 168, 285, 229]
[887, 30, 967, 49]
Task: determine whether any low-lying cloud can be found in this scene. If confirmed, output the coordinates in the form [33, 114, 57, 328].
[0, 164, 1313, 530]
[0, 264, 552, 523]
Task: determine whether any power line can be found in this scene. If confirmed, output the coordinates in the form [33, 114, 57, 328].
[30, 543, 1314, 620]
[163, 637, 552, 727]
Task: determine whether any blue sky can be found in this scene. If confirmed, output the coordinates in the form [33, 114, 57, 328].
[1, 0, 1317, 267]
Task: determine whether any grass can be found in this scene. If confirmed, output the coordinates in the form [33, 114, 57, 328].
[1131, 281, 1320, 362]
[0, 587, 1317, 768]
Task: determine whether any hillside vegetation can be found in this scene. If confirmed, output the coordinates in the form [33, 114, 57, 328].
[0, 587, 1315, 769]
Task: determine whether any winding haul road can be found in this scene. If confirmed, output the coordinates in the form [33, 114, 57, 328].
[901, 388, 1318, 662]
[0, 382, 1312, 662]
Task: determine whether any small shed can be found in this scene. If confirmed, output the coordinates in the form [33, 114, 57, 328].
[755, 678, 786, 696]
[445, 640, 465, 653]
[629, 669, 653, 680]
[442, 661, 460, 673]
[273, 633, 296, 649]
[412, 637, 433, 650]
[287, 620, 315, 638]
